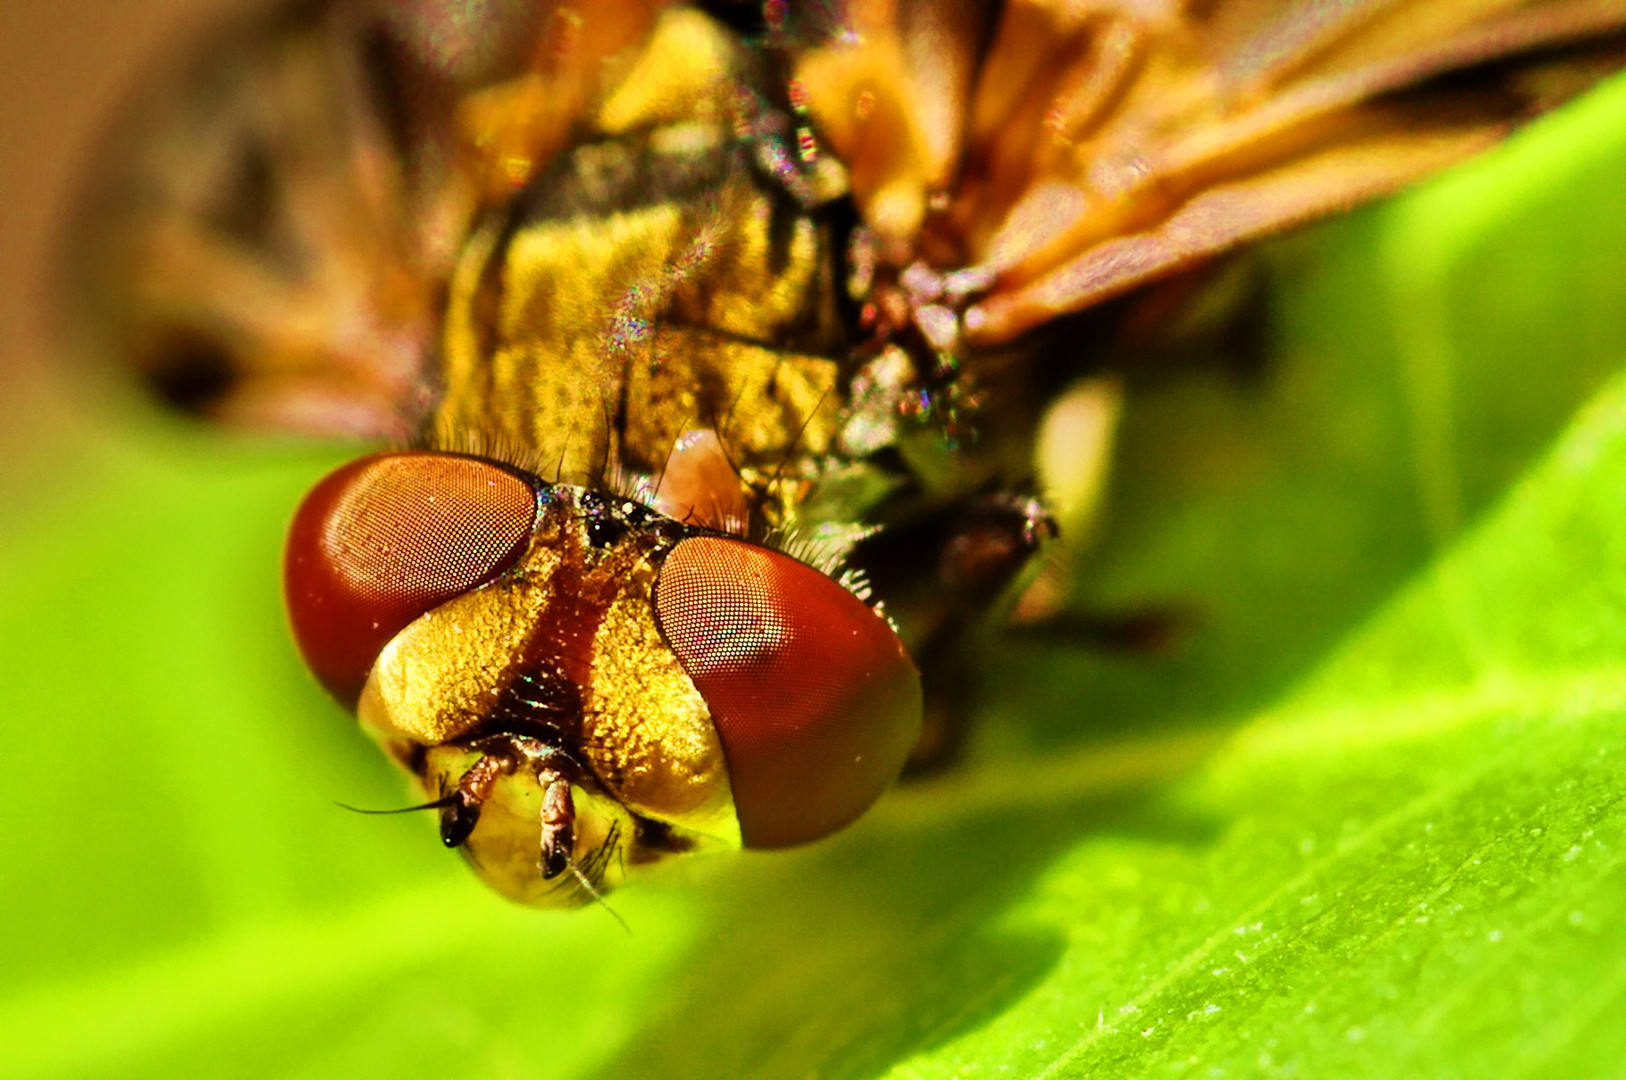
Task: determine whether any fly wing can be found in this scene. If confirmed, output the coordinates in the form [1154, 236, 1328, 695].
[75, 0, 1626, 432]
[74, 2, 443, 438]
[69, 0, 659, 440]
[794, 0, 1626, 345]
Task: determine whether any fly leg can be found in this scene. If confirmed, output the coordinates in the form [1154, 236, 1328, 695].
[440, 735, 578, 879]
[533, 759, 577, 881]
[438, 753, 503, 848]
[491, 736, 579, 881]
[938, 492, 1056, 600]
[855, 489, 1056, 646]
[851, 489, 1057, 774]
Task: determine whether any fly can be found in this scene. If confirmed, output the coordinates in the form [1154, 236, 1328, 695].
[72, 0, 1626, 905]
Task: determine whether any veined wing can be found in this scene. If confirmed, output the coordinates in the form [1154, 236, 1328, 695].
[791, 0, 1626, 345]
[74, 1, 1626, 446]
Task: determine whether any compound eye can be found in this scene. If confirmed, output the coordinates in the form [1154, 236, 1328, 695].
[284, 452, 537, 706]
[654, 536, 922, 848]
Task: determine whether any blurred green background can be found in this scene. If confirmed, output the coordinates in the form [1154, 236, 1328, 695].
[5, 4, 1626, 1077]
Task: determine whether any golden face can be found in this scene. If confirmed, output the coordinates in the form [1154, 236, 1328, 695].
[285, 451, 921, 905]
[77, 0, 1626, 906]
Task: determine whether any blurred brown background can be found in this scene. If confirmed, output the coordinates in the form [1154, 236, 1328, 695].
[0, 0, 257, 501]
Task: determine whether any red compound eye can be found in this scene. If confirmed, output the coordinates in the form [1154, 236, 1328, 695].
[654, 536, 922, 848]
[284, 452, 537, 706]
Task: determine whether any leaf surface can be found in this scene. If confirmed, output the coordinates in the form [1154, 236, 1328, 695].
[4, 72, 1626, 1080]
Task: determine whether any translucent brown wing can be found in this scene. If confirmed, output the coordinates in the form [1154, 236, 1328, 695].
[74, 0, 1626, 435]
[67, 0, 595, 439]
[794, 0, 1626, 345]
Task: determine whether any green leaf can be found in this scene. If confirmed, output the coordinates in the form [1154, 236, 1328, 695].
[5, 72, 1626, 1080]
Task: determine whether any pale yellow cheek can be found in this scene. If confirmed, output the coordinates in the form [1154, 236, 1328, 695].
[422, 746, 634, 910]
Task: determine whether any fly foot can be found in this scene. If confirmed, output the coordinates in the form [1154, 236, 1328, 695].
[442, 734, 579, 881]
[939, 492, 1057, 600]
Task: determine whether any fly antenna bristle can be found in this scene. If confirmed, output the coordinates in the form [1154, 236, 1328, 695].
[569, 863, 631, 934]
[765, 386, 831, 499]
[651, 419, 689, 501]
[334, 795, 458, 815]
[591, 398, 619, 491]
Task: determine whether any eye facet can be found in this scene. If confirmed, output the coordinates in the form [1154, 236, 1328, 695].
[284, 452, 537, 706]
[653, 536, 922, 848]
